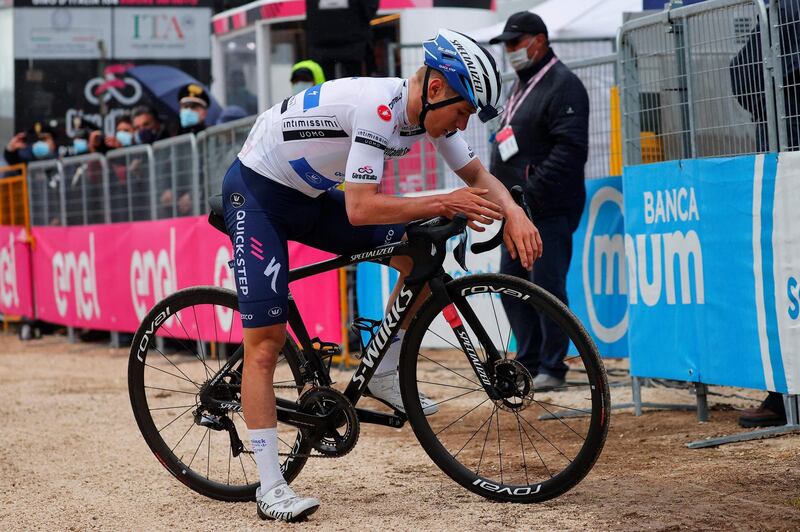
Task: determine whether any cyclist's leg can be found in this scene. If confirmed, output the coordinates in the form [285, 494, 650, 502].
[222, 159, 319, 521]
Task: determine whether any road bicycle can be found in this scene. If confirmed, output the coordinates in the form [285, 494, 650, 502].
[128, 187, 610, 504]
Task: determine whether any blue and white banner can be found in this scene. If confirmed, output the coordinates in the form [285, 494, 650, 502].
[567, 176, 628, 358]
[624, 153, 800, 394]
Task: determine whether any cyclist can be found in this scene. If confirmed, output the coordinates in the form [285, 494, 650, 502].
[221, 29, 542, 522]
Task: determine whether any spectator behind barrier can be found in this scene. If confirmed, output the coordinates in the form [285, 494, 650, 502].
[227, 70, 258, 115]
[104, 115, 135, 150]
[730, 0, 800, 150]
[177, 83, 210, 135]
[290, 60, 326, 94]
[4, 121, 58, 165]
[489, 12, 589, 390]
[132, 106, 170, 144]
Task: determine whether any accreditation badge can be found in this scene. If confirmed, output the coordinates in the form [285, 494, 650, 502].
[496, 126, 519, 162]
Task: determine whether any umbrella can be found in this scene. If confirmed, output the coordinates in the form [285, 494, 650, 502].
[127, 65, 222, 125]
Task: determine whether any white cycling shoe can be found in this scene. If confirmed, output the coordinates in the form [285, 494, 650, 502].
[256, 482, 320, 523]
[367, 371, 439, 415]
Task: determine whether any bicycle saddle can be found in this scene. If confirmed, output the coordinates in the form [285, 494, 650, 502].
[207, 195, 227, 234]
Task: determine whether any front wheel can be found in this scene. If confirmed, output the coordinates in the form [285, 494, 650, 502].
[400, 274, 610, 503]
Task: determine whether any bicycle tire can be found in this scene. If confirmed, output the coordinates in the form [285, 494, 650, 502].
[128, 286, 311, 502]
[400, 274, 610, 503]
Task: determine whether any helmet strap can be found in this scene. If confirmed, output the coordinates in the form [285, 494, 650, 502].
[418, 67, 464, 132]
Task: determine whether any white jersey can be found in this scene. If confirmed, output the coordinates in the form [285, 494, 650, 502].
[238, 77, 476, 197]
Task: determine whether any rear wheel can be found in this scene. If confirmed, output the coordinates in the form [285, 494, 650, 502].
[128, 286, 311, 502]
[400, 274, 610, 503]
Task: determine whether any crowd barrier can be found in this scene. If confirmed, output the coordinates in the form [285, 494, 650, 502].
[0, 216, 341, 343]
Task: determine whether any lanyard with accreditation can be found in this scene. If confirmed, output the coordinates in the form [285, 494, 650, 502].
[496, 56, 559, 162]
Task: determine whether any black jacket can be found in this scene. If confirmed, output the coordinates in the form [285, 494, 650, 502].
[490, 50, 589, 223]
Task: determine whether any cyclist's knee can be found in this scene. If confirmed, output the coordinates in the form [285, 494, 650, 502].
[243, 325, 286, 370]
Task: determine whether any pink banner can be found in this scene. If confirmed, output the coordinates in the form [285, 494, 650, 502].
[31, 217, 341, 343]
[0, 226, 34, 318]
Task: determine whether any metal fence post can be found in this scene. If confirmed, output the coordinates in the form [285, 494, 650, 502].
[767, 0, 785, 151]
[147, 145, 157, 220]
[190, 134, 200, 215]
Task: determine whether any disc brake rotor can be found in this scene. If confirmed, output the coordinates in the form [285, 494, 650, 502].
[493, 359, 535, 412]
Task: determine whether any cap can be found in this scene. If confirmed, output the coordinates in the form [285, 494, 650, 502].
[178, 83, 210, 108]
[489, 11, 548, 44]
[28, 121, 57, 139]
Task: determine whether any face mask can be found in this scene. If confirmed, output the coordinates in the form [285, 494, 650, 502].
[116, 131, 133, 147]
[73, 138, 88, 155]
[135, 128, 157, 144]
[292, 82, 314, 95]
[508, 41, 534, 72]
[180, 108, 200, 128]
[32, 141, 51, 158]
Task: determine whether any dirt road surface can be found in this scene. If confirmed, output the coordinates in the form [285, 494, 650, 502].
[1, 333, 799, 531]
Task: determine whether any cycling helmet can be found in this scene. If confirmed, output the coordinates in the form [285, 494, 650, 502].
[421, 29, 503, 125]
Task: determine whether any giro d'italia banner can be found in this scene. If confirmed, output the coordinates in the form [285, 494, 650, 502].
[27, 216, 340, 343]
[624, 153, 800, 395]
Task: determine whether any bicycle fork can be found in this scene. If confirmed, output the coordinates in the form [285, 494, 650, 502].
[430, 276, 503, 401]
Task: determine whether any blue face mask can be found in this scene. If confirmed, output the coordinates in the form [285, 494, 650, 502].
[73, 138, 88, 155]
[32, 141, 52, 158]
[180, 108, 200, 128]
[116, 131, 133, 147]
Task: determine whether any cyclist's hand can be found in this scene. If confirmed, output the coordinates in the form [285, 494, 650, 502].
[503, 205, 542, 270]
[441, 187, 503, 231]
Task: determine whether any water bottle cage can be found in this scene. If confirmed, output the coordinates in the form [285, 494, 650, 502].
[350, 317, 383, 359]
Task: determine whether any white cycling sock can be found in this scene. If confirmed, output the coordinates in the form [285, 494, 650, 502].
[375, 329, 405, 376]
[250, 427, 285, 493]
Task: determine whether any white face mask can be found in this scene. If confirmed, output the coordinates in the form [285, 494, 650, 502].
[292, 82, 314, 94]
[508, 40, 534, 72]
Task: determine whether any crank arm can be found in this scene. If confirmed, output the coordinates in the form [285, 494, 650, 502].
[356, 407, 406, 428]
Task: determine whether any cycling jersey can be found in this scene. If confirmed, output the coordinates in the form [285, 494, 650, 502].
[238, 77, 476, 196]
[225, 76, 475, 327]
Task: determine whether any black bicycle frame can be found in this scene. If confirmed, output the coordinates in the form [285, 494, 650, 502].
[202, 220, 505, 431]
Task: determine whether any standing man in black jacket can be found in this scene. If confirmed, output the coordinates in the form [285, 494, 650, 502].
[490, 12, 589, 389]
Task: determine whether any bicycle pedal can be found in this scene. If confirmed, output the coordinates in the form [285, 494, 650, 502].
[311, 339, 342, 357]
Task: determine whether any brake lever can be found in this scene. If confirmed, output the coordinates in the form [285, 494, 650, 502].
[469, 185, 529, 255]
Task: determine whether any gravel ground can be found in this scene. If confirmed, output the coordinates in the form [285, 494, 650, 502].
[1, 332, 799, 531]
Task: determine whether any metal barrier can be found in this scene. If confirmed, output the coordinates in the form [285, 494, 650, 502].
[0, 164, 30, 228]
[105, 145, 157, 222]
[60, 153, 111, 225]
[569, 55, 621, 178]
[770, 0, 800, 151]
[197, 116, 256, 205]
[27, 159, 65, 226]
[619, 0, 776, 165]
[152, 134, 200, 218]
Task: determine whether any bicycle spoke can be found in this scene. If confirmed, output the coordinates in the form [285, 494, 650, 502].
[149, 404, 197, 411]
[144, 361, 200, 388]
[145, 385, 198, 396]
[453, 407, 496, 460]
[157, 404, 196, 433]
[187, 427, 209, 470]
[191, 305, 210, 381]
[170, 417, 197, 453]
[516, 411, 553, 478]
[429, 388, 483, 408]
[496, 406, 503, 484]
[434, 397, 490, 437]
[534, 401, 586, 440]
[419, 352, 480, 387]
[515, 411, 530, 485]
[488, 294, 506, 360]
[416, 380, 482, 392]
[517, 412, 574, 464]
[146, 348, 202, 390]
[476, 405, 497, 476]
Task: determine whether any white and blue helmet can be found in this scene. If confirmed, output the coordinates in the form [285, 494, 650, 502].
[422, 29, 503, 123]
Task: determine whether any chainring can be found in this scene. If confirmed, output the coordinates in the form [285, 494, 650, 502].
[298, 386, 360, 457]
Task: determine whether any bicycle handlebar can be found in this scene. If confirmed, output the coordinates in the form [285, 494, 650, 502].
[470, 185, 531, 254]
